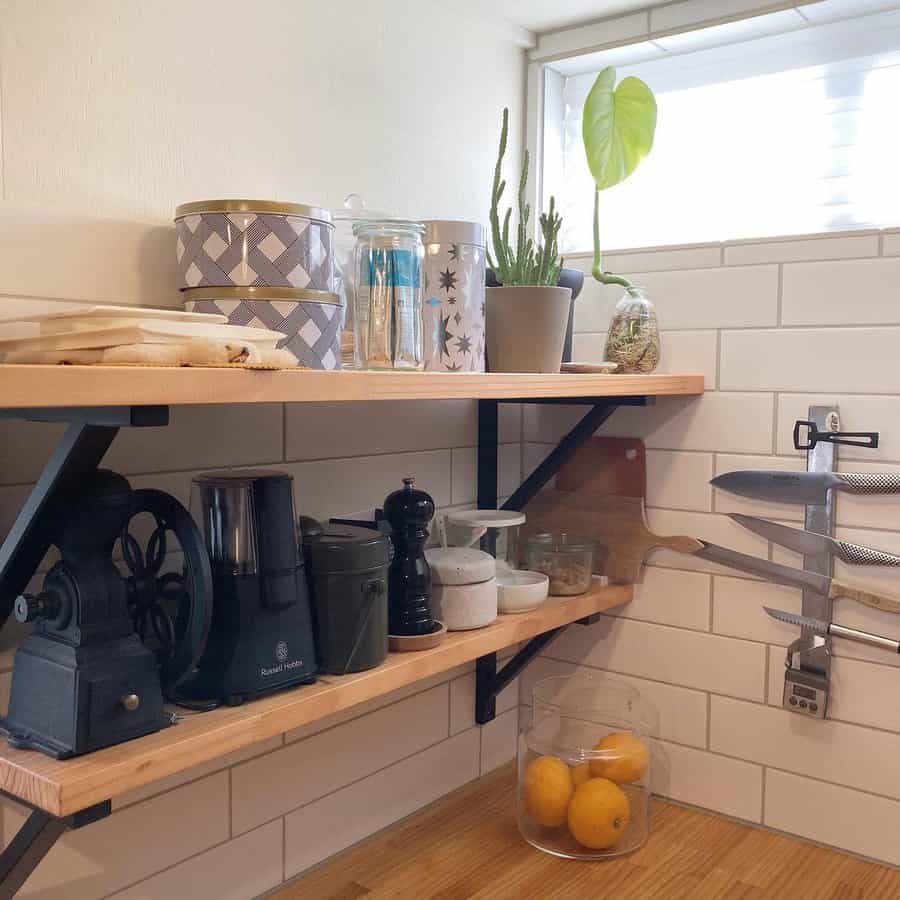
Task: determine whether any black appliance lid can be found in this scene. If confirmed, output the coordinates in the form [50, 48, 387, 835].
[304, 525, 391, 571]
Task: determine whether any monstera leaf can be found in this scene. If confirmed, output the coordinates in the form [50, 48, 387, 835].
[583, 66, 657, 192]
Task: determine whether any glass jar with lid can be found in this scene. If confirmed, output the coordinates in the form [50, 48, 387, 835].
[353, 219, 425, 370]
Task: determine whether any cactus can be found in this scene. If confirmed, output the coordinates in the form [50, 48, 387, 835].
[488, 108, 564, 287]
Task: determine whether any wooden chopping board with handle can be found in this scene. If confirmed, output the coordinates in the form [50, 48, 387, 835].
[522, 437, 702, 584]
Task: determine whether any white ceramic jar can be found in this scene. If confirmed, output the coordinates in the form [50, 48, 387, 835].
[422, 221, 486, 372]
[424, 547, 497, 631]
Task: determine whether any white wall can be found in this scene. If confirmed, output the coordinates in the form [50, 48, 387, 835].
[0, 2, 528, 897]
[523, 227, 900, 866]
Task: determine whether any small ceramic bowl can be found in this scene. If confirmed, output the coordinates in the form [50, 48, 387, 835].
[497, 570, 549, 613]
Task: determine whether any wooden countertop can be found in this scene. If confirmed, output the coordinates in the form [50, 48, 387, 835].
[273, 765, 900, 900]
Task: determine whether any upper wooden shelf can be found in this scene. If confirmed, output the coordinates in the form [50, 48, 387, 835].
[0, 582, 630, 816]
[0, 365, 704, 409]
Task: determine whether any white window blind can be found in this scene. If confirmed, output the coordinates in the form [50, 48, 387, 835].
[552, 3, 900, 253]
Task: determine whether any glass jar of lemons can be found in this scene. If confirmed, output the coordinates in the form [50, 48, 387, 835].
[518, 674, 654, 859]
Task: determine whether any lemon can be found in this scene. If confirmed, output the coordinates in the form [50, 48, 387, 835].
[523, 755, 573, 827]
[567, 778, 631, 850]
[571, 762, 592, 788]
[589, 732, 649, 784]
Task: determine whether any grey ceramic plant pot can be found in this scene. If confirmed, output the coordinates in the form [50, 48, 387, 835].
[486, 267, 585, 363]
[485, 285, 573, 373]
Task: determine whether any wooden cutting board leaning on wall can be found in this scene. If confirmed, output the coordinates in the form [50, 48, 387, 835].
[522, 437, 701, 584]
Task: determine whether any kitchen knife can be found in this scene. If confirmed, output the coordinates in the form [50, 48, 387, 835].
[711, 470, 900, 505]
[728, 514, 900, 567]
[764, 607, 900, 654]
[692, 540, 900, 613]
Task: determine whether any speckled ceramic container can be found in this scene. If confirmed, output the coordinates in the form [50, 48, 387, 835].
[175, 199, 334, 292]
[184, 286, 342, 370]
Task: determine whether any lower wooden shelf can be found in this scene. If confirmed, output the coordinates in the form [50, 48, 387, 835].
[0, 581, 630, 817]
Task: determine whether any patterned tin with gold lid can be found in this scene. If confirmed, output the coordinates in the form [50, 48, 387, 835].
[184, 286, 341, 370]
[175, 199, 334, 292]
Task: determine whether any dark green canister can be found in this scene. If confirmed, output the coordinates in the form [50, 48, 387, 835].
[302, 524, 391, 674]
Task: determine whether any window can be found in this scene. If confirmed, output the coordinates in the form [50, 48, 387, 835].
[539, 1, 900, 253]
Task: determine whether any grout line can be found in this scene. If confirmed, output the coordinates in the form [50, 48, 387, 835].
[764, 644, 771, 705]
[707, 572, 714, 632]
[282, 815, 287, 884]
[705, 692, 712, 750]
[760, 766, 768, 824]
[772, 391, 780, 455]
[234, 725, 476, 840]
[776, 263, 784, 327]
[715, 328, 722, 390]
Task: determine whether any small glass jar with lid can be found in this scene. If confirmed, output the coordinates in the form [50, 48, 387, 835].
[353, 219, 425, 370]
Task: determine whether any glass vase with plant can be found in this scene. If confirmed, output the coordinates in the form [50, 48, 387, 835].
[582, 66, 659, 373]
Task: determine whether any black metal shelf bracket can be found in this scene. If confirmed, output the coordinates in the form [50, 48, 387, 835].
[474, 395, 647, 724]
[0, 794, 110, 900]
[0, 405, 167, 897]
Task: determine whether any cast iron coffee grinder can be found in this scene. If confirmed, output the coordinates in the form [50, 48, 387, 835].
[0, 470, 213, 758]
[383, 477, 439, 640]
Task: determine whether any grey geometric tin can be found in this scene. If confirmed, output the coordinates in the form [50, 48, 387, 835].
[175, 200, 334, 293]
[422, 221, 486, 372]
[184, 288, 341, 370]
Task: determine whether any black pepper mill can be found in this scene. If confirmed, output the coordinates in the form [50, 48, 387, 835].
[383, 477, 435, 636]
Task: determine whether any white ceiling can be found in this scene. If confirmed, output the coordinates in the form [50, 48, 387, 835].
[494, 0, 649, 33]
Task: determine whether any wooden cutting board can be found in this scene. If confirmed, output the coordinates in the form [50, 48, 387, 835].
[523, 437, 701, 584]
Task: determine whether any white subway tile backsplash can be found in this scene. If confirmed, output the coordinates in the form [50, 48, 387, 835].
[618, 566, 711, 631]
[480, 707, 518, 773]
[652, 739, 763, 822]
[710, 695, 900, 799]
[712, 575, 799, 644]
[231, 684, 449, 834]
[573, 264, 778, 333]
[721, 328, 900, 393]
[284, 401, 520, 461]
[574, 331, 718, 387]
[520, 655, 710, 749]
[0, 404, 284, 485]
[828, 656, 900, 733]
[782, 257, 900, 326]
[647, 449, 713, 511]
[523, 395, 773, 456]
[601, 245, 722, 273]
[765, 770, 900, 866]
[286, 449, 451, 522]
[450, 663, 519, 735]
[110, 821, 283, 900]
[283, 729, 480, 878]
[8, 772, 228, 900]
[450, 443, 521, 504]
[643, 508, 769, 576]
[724, 233, 879, 266]
[548, 615, 767, 701]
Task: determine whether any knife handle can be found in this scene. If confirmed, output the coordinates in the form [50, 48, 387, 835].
[838, 541, 900, 567]
[830, 581, 900, 614]
[835, 473, 900, 495]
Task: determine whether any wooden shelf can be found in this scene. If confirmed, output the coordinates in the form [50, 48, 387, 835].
[0, 582, 630, 816]
[0, 365, 703, 408]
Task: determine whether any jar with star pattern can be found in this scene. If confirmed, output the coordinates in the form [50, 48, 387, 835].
[422, 221, 486, 372]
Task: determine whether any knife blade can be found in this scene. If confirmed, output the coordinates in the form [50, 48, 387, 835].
[711, 470, 900, 505]
[691, 541, 900, 613]
[764, 607, 900, 654]
[729, 514, 900, 567]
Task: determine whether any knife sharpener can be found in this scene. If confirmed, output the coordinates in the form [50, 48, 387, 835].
[785, 405, 837, 718]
